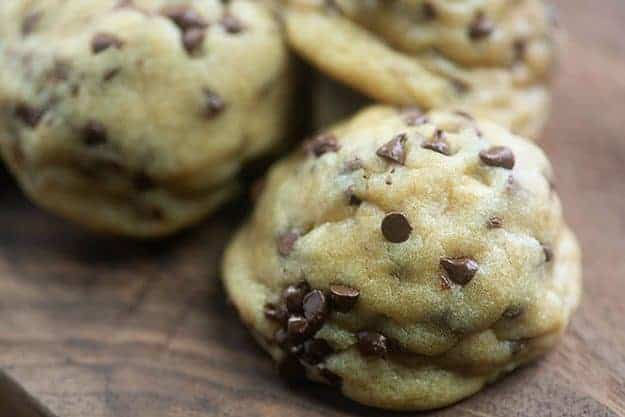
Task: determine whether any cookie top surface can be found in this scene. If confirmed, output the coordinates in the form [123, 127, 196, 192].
[282, 0, 557, 138]
[223, 106, 581, 410]
[0, 0, 293, 236]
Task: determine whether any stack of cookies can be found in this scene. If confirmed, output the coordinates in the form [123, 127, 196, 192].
[0, 0, 581, 411]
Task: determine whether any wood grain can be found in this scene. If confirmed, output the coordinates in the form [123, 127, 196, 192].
[1, 1, 624, 416]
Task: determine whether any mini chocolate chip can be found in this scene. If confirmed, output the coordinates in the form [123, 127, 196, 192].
[283, 282, 310, 314]
[302, 339, 333, 365]
[345, 186, 362, 206]
[183, 27, 206, 54]
[469, 13, 494, 40]
[377, 133, 408, 165]
[503, 306, 523, 319]
[514, 39, 527, 61]
[15, 104, 44, 127]
[287, 316, 311, 342]
[542, 243, 554, 262]
[221, 14, 245, 34]
[277, 231, 300, 257]
[21, 12, 42, 36]
[264, 303, 288, 324]
[318, 367, 342, 386]
[82, 121, 108, 146]
[422, 140, 450, 156]
[479, 146, 515, 169]
[440, 257, 479, 286]
[103, 67, 121, 82]
[303, 290, 328, 326]
[454, 110, 475, 121]
[487, 216, 503, 229]
[91, 33, 124, 54]
[381, 212, 412, 243]
[329, 284, 360, 313]
[451, 78, 470, 94]
[357, 331, 388, 357]
[304, 134, 340, 157]
[423, 2, 437, 19]
[161, 5, 208, 31]
[203, 89, 225, 118]
[278, 355, 306, 384]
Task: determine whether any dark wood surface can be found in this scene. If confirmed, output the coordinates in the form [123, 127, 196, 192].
[1, 1, 624, 416]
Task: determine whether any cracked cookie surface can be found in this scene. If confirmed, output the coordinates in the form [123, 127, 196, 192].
[0, 0, 293, 236]
[281, 0, 557, 139]
[223, 106, 581, 411]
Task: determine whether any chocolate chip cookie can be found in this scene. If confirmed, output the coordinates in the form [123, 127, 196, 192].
[0, 0, 293, 236]
[223, 106, 581, 410]
[282, 0, 557, 139]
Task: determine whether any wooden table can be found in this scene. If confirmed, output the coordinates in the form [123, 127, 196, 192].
[1, 1, 624, 416]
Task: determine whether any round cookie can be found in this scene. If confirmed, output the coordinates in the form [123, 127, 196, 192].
[0, 0, 293, 236]
[281, 0, 557, 139]
[223, 106, 581, 411]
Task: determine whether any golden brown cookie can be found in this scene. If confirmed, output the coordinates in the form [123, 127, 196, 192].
[0, 0, 293, 236]
[223, 106, 581, 410]
[282, 0, 557, 138]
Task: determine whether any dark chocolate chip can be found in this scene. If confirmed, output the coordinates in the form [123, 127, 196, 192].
[454, 110, 475, 121]
[82, 121, 108, 146]
[283, 282, 310, 314]
[264, 303, 288, 325]
[91, 33, 124, 54]
[542, 243, 554, 262]
[302, 339, 333, 365]
[278, 355, 306, 384]
[381, 212, 412, 243]
[376, 133, 408, 165]
[183, 27, 206, 54]
[304, 134, 340, 157]
[287, 316, 311, 342]
[303, 290, 328, 326]
[422, 140, 450, 156]
[514, 39, 527, 61]
[329, 284, 360, 313]
[469, 13, 494, 40]
[503, 306, 523, 319]
[21, 12, 42, 36]
[277, 231, 300, 257]
[318, 367, 342, 386]
[487, 216, 503, 229]
[103, 67, 121, 82]
[161, 5, 208, 31]
[479, 146, 515, 169]
[15, 104, 44, 127]
[423, 2, 437, 19]
[203, 89, 225, 118]
[221, 14, 245, 34]
[440, 257, 479, 286]
[357, 331, 388, 357]
[345, 185, 362, 206]
[451, 78, 470, 94]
